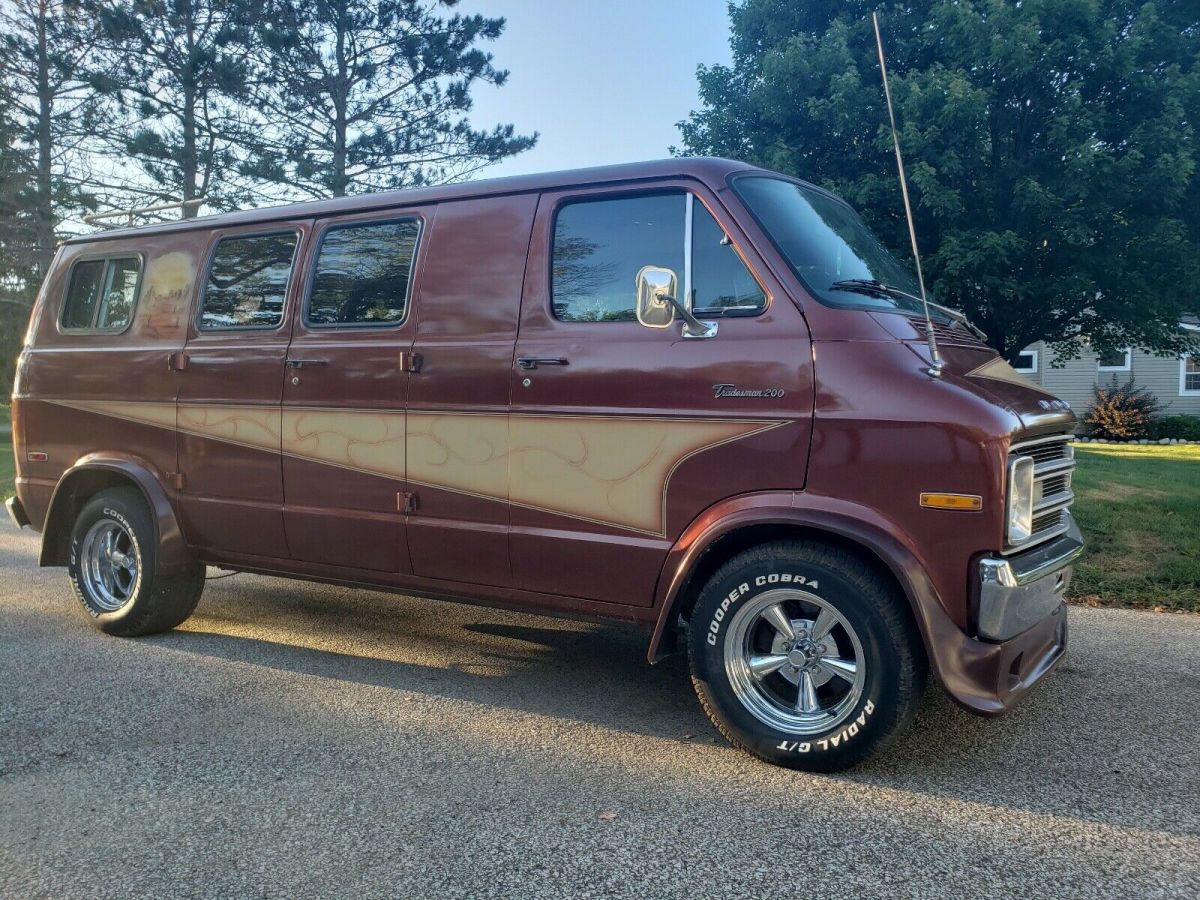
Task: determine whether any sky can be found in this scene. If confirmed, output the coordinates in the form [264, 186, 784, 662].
[459, 0, 735, 179]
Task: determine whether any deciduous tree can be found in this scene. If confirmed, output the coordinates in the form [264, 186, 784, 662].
[678, 0, 1200, 362]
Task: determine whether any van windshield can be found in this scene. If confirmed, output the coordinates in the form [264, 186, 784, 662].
[733, 175, 926, 315]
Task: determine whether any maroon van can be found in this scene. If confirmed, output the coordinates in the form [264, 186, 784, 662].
[5, 158, 1082, 770]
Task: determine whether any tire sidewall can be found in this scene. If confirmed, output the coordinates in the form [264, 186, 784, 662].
[68, 490, 157, 628]
[689, 551, 904, 769]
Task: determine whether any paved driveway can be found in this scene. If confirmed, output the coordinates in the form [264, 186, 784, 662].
[1, 525, 1197, 898]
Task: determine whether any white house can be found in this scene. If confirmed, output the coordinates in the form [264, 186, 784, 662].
[1017, 320, 1200, 416]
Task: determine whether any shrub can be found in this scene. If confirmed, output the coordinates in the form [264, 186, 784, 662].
[1149, 414, 1200, 442]
[1084, 381, 1161, 440]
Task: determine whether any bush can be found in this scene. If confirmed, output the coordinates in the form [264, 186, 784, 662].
[1150, 415, 1200, 442]
[1084, 381, 1161, 440]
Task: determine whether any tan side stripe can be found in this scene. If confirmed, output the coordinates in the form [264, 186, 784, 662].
[45, 399, 784, 535]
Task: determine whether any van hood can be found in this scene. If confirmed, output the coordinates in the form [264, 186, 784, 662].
[868, 311, 1077, 438]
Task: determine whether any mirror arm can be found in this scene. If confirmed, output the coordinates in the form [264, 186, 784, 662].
[661, 293, 712, 337]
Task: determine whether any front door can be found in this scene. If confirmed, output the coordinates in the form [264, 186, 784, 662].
[509, 184, 813, 606]
[279, 209, 430, 573]
[176, 223, 308, 559]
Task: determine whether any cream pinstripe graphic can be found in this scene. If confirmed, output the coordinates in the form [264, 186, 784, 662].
[48, 400, 784, 535]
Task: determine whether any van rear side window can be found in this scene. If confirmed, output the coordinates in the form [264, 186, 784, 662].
[306, 219, 420, 327]
[60, 256, 141, 332]
[200, 232, 299, 330]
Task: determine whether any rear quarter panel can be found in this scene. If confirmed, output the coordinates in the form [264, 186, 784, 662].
[17, 234, 201, 527]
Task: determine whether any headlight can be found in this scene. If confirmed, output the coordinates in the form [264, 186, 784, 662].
[1007, 456, 1035, 544]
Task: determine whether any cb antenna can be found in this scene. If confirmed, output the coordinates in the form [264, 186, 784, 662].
[871, 11, 942, 378]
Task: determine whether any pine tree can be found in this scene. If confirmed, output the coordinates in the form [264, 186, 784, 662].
[1, 0, 101, 273]
[243, 0, 536, 199]
[84, 0, 259, 216]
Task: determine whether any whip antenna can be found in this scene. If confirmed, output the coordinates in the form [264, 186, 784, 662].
[871, 11, 942, 377]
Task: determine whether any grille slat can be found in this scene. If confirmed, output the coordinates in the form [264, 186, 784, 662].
[1008, 434, 1075, 552]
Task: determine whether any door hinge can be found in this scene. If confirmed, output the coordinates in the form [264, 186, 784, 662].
[168, 472, 186, 491]
[167, 351, 188, 371]
[399, 351, 423, 373]
[397, 491, 418, 513]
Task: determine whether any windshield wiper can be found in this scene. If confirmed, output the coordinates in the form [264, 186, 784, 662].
[829, 279, 987, 341]
[829, 278, 924, 305]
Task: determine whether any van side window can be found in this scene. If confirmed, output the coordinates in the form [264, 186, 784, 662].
[552, 194, 685, 322]
[200, 232, 298, 330]
[691, 204, 766, 316]
[60, 256, 140, 332]
[307, 219, 420, 327]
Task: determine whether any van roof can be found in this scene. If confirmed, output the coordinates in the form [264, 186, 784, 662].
[66, 157, 765, 245]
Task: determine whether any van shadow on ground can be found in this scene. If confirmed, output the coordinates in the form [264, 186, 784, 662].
[148, 572, 1199, 839]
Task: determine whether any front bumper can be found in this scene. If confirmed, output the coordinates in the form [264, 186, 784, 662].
[977, 517, 1084, 641]
[922, 517, 1080, 717]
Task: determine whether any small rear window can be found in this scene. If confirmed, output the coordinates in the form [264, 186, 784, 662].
[201, 231, 299, 330]
[60, 256, 141, 332]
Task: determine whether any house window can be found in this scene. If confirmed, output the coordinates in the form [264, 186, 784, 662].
[1182, 355, 1200, 395]
[1013, 350, 1037, 373]
[1097, 347, 1132, 371]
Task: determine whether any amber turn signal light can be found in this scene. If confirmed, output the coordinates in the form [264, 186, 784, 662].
[919, 492, 983, 511]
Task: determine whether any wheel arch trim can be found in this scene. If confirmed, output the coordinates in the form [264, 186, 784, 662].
[39, 454, 191, 574]
[648, 492, 941, 667]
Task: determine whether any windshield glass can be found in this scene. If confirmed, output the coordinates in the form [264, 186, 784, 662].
[733, 175, 925, 314]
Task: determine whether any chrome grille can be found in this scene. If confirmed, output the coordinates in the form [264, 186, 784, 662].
[1008, 434, 1075, 552]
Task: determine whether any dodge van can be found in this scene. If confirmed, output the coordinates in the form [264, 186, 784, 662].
[6, 158, 1082, 770]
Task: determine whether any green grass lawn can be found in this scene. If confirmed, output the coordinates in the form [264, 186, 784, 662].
[1069, 444, 1200, 612]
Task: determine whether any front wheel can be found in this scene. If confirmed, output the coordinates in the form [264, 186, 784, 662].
[68, 487, 205, 636]
[688, 540, 926, 771]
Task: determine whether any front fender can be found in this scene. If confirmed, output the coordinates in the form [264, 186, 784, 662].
[39, 453, 191, 574]
[646, 491, 1010, 716]
[648, 492, 937, 659]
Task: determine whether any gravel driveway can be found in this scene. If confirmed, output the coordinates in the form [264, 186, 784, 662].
[1, 525, 1197, 898]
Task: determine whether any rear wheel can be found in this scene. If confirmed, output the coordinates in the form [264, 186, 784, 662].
[688, 540, 926, 771]
[68, 487, 205, 636]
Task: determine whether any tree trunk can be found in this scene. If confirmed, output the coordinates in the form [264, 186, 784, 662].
[181, 8, 198, 218]
[331, 7, 348, 197]
[33, 1, 56, 277]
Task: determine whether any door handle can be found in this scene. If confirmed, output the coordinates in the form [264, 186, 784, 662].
[516, 357, 569, 370]
[286, 358, 328, 368]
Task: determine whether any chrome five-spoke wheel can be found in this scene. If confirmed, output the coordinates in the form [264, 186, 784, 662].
[80, 518, 141, 611]
[723, 589, 866, 734]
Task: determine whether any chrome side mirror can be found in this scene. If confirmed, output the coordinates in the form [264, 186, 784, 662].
[635, 265, 677, 329]
[635, 264, 718, 339]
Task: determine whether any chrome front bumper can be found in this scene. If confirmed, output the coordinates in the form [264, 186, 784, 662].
[977, 517, 1084, 641]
